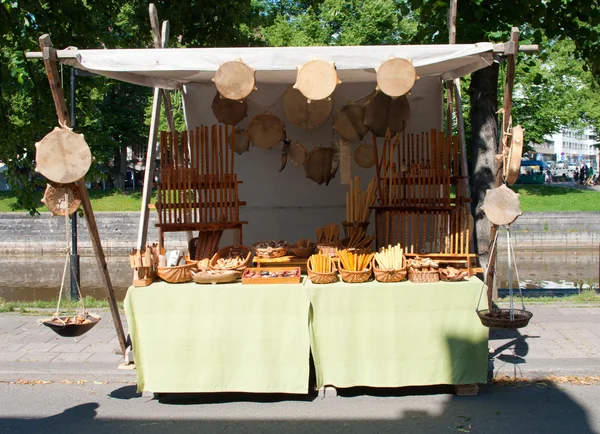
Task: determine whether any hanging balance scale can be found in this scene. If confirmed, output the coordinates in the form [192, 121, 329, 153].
[476, 184, 533, 329]
[35, 127, 101, 336]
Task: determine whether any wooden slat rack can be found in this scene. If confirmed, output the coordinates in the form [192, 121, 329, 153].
[155, 124, 247, 254]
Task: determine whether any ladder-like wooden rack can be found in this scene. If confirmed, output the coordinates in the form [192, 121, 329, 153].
[372, 129, 474, 274]
[155, 125, 247, 254]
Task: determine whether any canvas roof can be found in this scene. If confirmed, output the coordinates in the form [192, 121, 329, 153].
[45, 43, 495, 90]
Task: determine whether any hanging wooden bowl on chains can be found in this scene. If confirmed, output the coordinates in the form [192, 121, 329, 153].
[364, 92, 410, 137]
[375, 57, 418, 98]
[43, 313, 101, 337]
[41, 182, 82, 216]
[212, 59, 256, 101]
[211, 92, 248, 125]
[293, 59, 341, 101]
[333, 103, 369, 141]
[282, 87, 332, 130]
[503, 124, 524, 186]
[35, 127, 92, 184]
[247, 113, 285, 149]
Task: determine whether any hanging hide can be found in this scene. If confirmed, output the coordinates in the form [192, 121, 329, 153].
[481, 184, 522, 226]
[354, 142, 376, 168]
[304, 145, 339, 185]
[35, 127, 92, 184]
[288, 141, 308, 166]
[228, 128, 250, 154]
[282, 87, 332, 130]
[247, 114, 285, 149]
[333, 103, 369, 141]
[293, 59, 340, 101]
[211, 92, 248, 125]
[375, 57, 418, 98]
[364, 92, 410, 137]
[212, 60, 256, 101]
[40, 182, 81, 216]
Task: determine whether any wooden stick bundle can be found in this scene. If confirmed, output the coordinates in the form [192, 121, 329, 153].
[309, 253, 334, 273]
[374, 243, 404, 271]
[338, 249, 374, 272]
[345, 176, 376, 223]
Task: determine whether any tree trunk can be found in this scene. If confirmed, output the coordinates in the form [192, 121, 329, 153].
[468, 64, 499, 300]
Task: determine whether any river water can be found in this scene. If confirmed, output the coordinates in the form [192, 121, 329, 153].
[0, 247, 597, 302]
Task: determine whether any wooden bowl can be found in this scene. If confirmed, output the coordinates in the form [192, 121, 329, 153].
[157, 263, 197, 283]
[477, 308, 533, 330]
[210, 245, 252, 271]
[193, 270, 240, 285]
[291, 244, 315, 258]
[42, 314, 100, 337]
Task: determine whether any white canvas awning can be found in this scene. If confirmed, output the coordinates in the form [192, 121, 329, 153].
[32, 43, 494, 90]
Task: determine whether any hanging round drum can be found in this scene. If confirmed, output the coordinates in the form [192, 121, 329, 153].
[229, 128, 250, 155]
[333, 103, 369, 141]
[288, 141, 308, 166]
[247, 114, 285, 149]
[304, 146, 338, 185]
[283, 87, 332, 130]
[503, 125, 524, 186]
[375, 57, 418, 98]
[480, 184, 522, 227]
[212, 60, 256, 101]
[364, 92, 410, 137]
[293, 59, 341, 102]
[35, 127, 92, 184]
[354, 142, 376, 168]
[211, 92, 248, 125]
[41, 182, 81, 216]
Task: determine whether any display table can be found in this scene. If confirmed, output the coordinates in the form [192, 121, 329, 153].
[306, 277, 488, 389]
[125, 280, 311, 394]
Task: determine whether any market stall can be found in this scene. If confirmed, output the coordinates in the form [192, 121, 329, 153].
[26, 5, 534, 396]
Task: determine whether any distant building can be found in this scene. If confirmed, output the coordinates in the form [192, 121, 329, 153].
[534, 127, 598, 170]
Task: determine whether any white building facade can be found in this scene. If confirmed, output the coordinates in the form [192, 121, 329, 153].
[535, 128, 598, 170]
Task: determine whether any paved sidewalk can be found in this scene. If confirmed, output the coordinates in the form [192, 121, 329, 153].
[0, 305, 599, 383]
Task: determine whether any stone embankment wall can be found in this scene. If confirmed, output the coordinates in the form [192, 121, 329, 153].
[0, 211, 598, 256]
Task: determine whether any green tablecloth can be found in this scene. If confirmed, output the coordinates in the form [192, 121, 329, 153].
[125, 280, 311, 394]
[307, 277, 489, 389]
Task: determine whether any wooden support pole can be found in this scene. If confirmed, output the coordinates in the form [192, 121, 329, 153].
[38, 34, 127, 357]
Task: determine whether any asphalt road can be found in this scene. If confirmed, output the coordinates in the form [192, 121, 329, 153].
[0, 382, 598, 433]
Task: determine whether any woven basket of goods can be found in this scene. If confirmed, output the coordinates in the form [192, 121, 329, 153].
[477, 308, 533, 330]
[210, 245, 252, 271]
[407, 258, 439, 283]
[439, 266, 468, 282]
[157, 263, 198, 284]
[307, 252, 337, 284]
[338, 249, 374, 283]
[252, 240, 289, 259]
[373, 243, 406, 283]
[291, 239, 316, 258]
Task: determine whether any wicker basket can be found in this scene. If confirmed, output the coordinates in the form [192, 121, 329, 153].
[306, 260, 337, 284]
[408, 268, 440, 283]
[157, 263, 197, 283]
[477, 308, 533, 329]
[338, 262, 372, 283]
[372, 259, 407, 283]
[252, 242, 289, 259]
[210, 245, 252, 271]
[291, 244, 316, 258]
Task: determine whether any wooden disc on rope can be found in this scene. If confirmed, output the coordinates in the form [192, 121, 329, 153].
[376, 57, 418, 98]
[354, 142, 376, 168]
[481, 184, 522, 226]
[333, 104, 369, 141]
[364, 92, 410, 137]
[41, 182, 81, 216]
[293, 59, 340, 101]
[304, 146, 336, 185]
[35, 127, 92, 184]
[212, 60, 256, 101]
[229, 128, 250, 154]
[211, 92, 248, 125]
[288, 141, 308, 166]
[247, 114, 285, 149]
[282, 87, 332, 130]
[503, 125, 524, 186]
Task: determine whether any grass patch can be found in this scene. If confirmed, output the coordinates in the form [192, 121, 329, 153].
[497, 289, 600, 305]
[510, 185, 600, 212]
[0, 190, 157, 213]
[0, 296, 122, 313]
